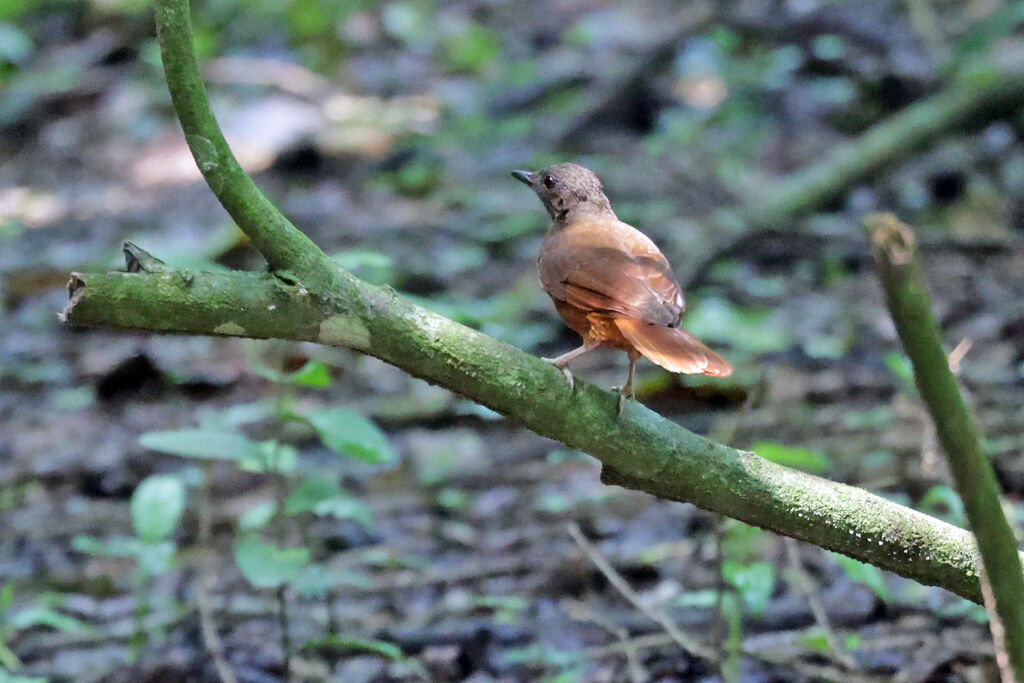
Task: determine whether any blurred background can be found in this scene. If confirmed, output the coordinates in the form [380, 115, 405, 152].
[2, 0, 1024, 681]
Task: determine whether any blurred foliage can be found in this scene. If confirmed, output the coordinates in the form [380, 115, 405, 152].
[0, 585, 89, 674]
[831, 553, 892, 602]
[137, 346, 391, 590]
[751, 441, 833, 474]
[4, 0, 1024, 677]
[303, 634, 429, 678]
[918, 484, 967, 527]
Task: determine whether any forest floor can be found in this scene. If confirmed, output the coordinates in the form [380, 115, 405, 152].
[2, 1, 1024, 681]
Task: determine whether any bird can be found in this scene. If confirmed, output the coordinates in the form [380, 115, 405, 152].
[511, 162, 732, 413]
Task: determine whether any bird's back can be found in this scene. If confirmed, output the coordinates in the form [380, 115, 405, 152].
[539, 215, 685, 327]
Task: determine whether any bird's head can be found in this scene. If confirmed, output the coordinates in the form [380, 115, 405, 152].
[511, 162, 614, 222]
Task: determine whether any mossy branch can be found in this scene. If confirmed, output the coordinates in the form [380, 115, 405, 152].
[865, 212, 1024, 680]
[681, 56, 1024, 282]
[61, 0, 1024, 609]
[66, 246, 995, 603]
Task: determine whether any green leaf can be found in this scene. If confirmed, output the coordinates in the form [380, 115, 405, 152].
[683, 297, 791, 353]
[331, 250, 395, 286]
[0, 653, 25, 677]
[139, 429, 261, 461]
[303, 408, 396, 464]
[288, 360, 332, 388]
[721, 521, 770, 564]
[937, 596, 989, 624]
[444, 23, 500, 72]
[72, 535, 174, 575]
[72, 535, 145, 559]
[0, 23, 33, 64]
[285, 476, 373, 529]
[918, 485, 966, 527]
[284, 475, 341, 514]
[723, 561, 776, 615]
[234, 537, 310, 589]
[250, 359, 333, 388]
[239, 441, 298, 474]
[200, 401, 275, 430]
[799, 626, 830, 653]
[0, 0, 33, 22]
[674, 589, 719, 609]
[131, 475, 186, 541]
[832, 553, 891, 602]
[290, 563, 372, 599]
[239, 501, 277, 531]
[306, 635, 404, 660]
[137, 540, 176, 576]
[750, 441, 832, 474]
[883, 351, 915, 385]
[9, 606, 87, 633]
[0, 583, 13, 615]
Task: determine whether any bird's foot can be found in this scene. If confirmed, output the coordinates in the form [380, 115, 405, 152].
[611, 384, 635, 415]
[542, 357, 575, 391]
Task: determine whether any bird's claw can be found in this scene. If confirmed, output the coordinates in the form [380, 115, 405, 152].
[542, 357, 575, 391]
[611, 385, 633, 415]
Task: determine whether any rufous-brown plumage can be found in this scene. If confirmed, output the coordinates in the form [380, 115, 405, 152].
[512, 162, 732, 412]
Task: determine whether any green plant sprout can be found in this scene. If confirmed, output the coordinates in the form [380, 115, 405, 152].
[137, 343, 401, 675]
[0, 583, 89, 677]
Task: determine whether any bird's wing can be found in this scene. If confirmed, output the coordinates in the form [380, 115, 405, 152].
[540, 219, 684, 326]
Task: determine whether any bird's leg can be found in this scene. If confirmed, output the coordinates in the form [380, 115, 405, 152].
[616, 350, 641, 414]
[542, 345, 591, 391]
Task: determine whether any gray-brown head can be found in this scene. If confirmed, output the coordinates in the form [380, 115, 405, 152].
[511, 162, 615, 222]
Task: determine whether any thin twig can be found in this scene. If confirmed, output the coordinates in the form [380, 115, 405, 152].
[708, 372, 767, 681]
[783, 539, 857, 671]
[271, 383, 295, 682]
[582, 628, 884, 683]
[567, 521, 717, 661]
[564, 599, 647, 683]
[277, 585, 292, 683]
[196, 463, 239, 683]
[981, 566, 1017, 683]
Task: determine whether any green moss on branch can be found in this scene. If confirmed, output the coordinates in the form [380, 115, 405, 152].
[65, 251, 1001, 604]
[681, 55, 1024, 281]
[865, 212, 1024, 679]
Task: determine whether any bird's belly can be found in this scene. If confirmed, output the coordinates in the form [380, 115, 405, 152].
[551, 298, 633, 351]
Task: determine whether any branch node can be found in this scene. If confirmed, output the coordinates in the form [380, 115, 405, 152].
[274, 270, 302, 287]
[864, 212, 916, 266]
[60, 274, 86, 323]
[124, 242, 168, 273]
[600, 464, 636, 488]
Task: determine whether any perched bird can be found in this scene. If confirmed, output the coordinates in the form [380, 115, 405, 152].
[512, 162, 732, 412]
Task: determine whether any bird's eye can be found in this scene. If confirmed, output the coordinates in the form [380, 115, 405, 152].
[543, 175, 555, 189]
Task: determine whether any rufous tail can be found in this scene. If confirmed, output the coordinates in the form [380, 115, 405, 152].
[614, 318, 733, 377]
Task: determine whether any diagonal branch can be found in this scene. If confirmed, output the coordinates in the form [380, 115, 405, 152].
[65, 245, 1002, 605]
[679, 54, 1024, 283]
[153, 0, 343, 289]
[62, 0, 1024, 608]
[866, 212, 1024, 681]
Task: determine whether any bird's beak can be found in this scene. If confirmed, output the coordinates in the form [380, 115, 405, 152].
[510, 170, 533, 185]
